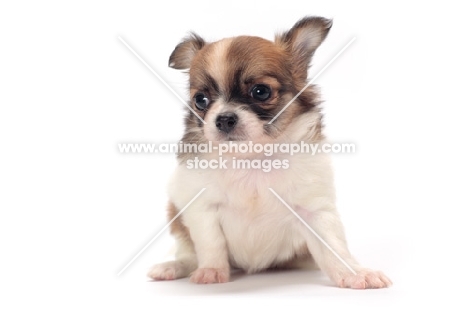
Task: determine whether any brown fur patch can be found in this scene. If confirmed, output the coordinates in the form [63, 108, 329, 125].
[169, 33, 205, 70]
[225, 36, 293, 91]
[167, 201, 191, 240]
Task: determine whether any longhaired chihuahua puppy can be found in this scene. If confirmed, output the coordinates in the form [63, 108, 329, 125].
[148, 16, 392, 289]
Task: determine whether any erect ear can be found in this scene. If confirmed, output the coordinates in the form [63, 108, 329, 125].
[168, 33, 206, 70]
[275, 16, 332, 80]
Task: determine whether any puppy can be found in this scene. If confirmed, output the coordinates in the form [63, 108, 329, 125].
[148, 16, 392, 289]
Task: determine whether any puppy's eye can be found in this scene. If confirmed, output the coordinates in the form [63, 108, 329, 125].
[250, 84, 271, 101]
[194, 93, 210, 110]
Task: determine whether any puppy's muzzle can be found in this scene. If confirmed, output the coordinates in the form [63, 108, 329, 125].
[215, 112, 238, 133]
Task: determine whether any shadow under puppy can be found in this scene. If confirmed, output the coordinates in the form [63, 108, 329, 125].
[148, 16, 392, 289]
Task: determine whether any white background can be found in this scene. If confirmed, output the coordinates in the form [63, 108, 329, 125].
[1, 0, 468, 309]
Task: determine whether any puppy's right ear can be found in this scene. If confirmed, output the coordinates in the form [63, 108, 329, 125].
[168, 33, 205, 70]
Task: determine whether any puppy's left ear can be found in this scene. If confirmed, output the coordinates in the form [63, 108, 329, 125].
[169, 33, 206, 70]
[275, 16, 332, 80]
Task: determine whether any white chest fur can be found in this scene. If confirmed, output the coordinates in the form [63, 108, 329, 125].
[167, 152, 335, 272]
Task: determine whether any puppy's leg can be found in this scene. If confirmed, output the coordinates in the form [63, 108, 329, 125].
[147, 237, 197, 280]
[183, 202, 230, 284]
[147, 202, 197, 280]
[296, 204, 392, 289]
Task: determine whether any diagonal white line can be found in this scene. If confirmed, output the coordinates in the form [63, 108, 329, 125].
[118, 36, 207, 124]
[268, 188, 357, 275]
[268, 37, 356, 124]
[117, 188, 207, 276]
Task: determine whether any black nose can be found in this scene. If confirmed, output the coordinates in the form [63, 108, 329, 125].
[215, 113, 238, 133]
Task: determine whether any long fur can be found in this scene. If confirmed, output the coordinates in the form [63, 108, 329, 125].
[148, 16, 391, 289]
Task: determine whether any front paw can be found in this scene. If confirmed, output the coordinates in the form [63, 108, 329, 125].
[190, 268, 230, 284]
[338, 269, 392, 289]
[147, 260, 193, 281]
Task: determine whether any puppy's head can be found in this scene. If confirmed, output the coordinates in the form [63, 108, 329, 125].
[170, 16, 331, 144]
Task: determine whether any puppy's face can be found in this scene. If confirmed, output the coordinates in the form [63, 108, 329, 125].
[169, 17, 331, 144]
